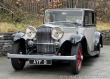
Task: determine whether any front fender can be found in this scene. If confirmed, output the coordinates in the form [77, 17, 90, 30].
[13, 32, 28, 41]
[69, 34, 84, 44]
[58, 34, 88, 56]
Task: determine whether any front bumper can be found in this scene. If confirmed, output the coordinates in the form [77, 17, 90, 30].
[7, 53, 83, 60]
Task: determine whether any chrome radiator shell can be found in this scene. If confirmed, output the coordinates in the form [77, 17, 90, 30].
[36, 26, 56, 54]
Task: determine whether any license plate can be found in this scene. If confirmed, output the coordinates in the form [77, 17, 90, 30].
[29, 60, 52, 65]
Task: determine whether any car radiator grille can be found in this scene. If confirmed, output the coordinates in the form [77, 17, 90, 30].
[36, 26, 56, 54]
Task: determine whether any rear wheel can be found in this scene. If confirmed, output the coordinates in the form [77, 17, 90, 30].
[11, 42, 26, 70]
[70, 43, 82, 74]
[94, 42, 100, 57]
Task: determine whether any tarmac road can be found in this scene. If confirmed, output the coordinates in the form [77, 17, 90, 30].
[0, 45, 110, 79]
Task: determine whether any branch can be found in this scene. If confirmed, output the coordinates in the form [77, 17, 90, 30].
[0, 2, 13, 14]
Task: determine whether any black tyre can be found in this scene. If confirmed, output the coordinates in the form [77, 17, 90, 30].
[70, 43, 82, 74]
[11, 42, 26, 70]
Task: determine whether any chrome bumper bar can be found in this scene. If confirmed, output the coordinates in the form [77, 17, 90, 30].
[7, 53, 83, 60]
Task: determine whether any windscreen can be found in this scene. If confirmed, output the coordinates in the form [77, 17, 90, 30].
[44, 10, 83, 24]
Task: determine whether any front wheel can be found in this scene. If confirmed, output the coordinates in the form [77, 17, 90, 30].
[70, 43, 83, 74]
[11, 42, 26, 70]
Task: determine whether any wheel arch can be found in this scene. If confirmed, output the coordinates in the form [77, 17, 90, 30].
[58, 40, 72, 56]
[58, 36, 89, 56]
[80, 37, 89, 56]
[13, 38, 26, 54]
[95, 31, 103, 48]
[100, 34, 103, 47]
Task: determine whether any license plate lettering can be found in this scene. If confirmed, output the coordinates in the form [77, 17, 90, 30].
[44, 60, 47, 64]
[29, 60, 52, 65]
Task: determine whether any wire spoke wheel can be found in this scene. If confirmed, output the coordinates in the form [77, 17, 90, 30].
[77, 48, 82, 70]
[70, 43, 82, 74]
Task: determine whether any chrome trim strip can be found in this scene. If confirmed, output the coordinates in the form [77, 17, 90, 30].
[7, 53, 83, 60]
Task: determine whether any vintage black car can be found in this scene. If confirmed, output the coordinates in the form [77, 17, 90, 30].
[7, 8, 103, 74]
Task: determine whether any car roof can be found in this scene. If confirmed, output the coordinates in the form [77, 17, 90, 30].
[46, 8, 94, 12]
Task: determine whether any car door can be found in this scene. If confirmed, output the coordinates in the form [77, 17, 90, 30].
[83, 11, 96, 51]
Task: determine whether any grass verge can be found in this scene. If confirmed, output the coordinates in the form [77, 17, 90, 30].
[0, 21, 110, 32]
[97, 21, 110, 31]
[0, 21, 42, 32]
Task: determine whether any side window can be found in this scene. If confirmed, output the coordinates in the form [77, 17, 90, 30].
[85, 11, 95, 25]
